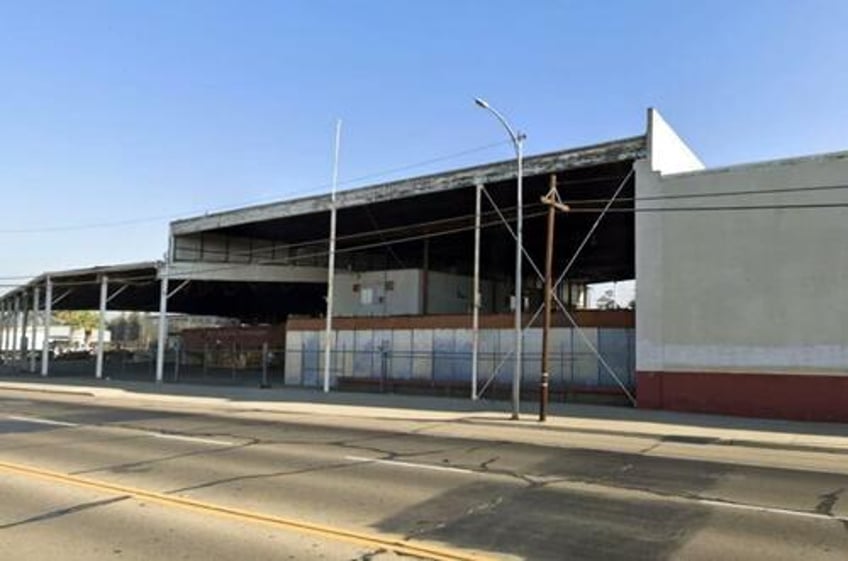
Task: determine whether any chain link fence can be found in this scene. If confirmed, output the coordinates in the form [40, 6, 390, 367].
[1, 326, 634, 403]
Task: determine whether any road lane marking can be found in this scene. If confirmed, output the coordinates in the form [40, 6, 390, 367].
[150, 433, 236, 447]
[4, 414, 236, 447]
[345, 455, 479, 475]
[697, 498, 848, 522]
[0, 459, 495, 561]
[6, 415, 79, 427]
[345, 455, 848, 524]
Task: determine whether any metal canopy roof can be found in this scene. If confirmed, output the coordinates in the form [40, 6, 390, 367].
[0, 262, 321, 322]
[172, 135, 646, 235]
[1, 134, 646, 323]
[171, 135, 646, 288]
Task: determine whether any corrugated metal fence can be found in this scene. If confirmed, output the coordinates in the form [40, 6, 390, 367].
[286, 326, 634, 395]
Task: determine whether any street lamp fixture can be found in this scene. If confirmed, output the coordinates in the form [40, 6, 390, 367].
[474, 97, 525, 420]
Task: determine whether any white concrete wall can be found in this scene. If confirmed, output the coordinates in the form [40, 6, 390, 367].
[333, 269, 422, 316]
[647, 108, 705, 175]
[332, 269, 499, 317]
[635, 151, 848, 374]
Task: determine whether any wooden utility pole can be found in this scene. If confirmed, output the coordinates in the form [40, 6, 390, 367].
[539, 174, 569, 421]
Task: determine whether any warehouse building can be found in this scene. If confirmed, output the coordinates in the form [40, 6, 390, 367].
[1, 108, 846, 421]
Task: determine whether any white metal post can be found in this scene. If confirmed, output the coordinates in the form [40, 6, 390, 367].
[4, 301, 9, 356]
[3, 300, 8, 357]
[155, 265, 169, 383]
[5, 300, 10, 356]
[20, 300, 29, 368]
[474, 97, 525, 419]
[471, 181, 482, 400]
[12, 294, 20, 365]
[41, 278, 52, 376]
[30, 287, 39, 373]
[323, 119, 342, 394]
[1, 301, 7, 355]
[512, 137, 524, 419]
[95, 275, 108, 379]
[5, 301, 10, 355]
[6, 300, 12, 359]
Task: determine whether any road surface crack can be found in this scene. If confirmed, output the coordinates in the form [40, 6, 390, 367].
[166, 458, 362, 494]
[0, 496, 129, 529]
[350, 547, 388, 560]
[815, 487, 844, 516]
[71, 439, 258, 476]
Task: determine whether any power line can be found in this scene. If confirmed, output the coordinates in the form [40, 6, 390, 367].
[3, 147, 847, 237]
[570, 202, 848, 213]
[561, 181, 848, 206]
[4, 197, 848, 285]
[113, 200, 848, 281]
[0, 208, 549, 289]
[175, 178, 848, 262]
[5, 174, 848, 285]
[0, 140, 512, 235]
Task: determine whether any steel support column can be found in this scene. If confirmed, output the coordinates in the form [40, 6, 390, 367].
[95, 275, 108, 379]
[155, 267, 169, 383]
[323, 119, 342, 394]
[1, 301, 7, 355]
[471, 181, 482, 400]
[20, 300, 29, 369]
[512, 137, 524, 419]
[41, 278, 52, 377]
[11, 294, 20, 365]
[30, 287, 39, 373]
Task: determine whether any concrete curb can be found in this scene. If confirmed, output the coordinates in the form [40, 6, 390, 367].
[461, 418, 848, 456]
[0, 384, 96, 398]
[2, 378, 847, 457]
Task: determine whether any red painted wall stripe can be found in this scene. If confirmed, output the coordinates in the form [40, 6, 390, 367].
[637, 371, 848, 423]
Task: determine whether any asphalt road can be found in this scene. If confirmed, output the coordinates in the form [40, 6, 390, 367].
[0, 391, 846, 561]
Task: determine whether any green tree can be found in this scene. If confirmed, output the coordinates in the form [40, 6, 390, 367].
[54, 311, 100, 344]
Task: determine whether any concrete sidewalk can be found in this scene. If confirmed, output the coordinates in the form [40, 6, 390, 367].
[1, 375, 847, 455]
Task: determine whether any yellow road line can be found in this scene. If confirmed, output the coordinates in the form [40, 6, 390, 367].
[0, 459, 496, 561]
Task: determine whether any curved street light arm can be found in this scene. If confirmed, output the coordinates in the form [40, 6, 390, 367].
[474, 98, 524, 153]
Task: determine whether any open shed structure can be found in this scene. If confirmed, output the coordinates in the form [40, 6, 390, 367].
[1, 125, 648, 401]
[4, 108, 846, 421]
[162, 132, 646, 398]
[166, 135, 645, 315]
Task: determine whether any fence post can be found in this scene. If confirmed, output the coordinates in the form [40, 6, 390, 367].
[173, 341, 180, 382]
[202, 341, 208, 378]
[260, 342, 270, 389]
[231, 341, 236, 381]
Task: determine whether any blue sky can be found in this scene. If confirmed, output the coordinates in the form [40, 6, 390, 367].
[1, 0, 847, 285]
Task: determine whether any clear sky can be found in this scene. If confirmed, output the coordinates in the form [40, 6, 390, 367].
[1, 0, 847, 287]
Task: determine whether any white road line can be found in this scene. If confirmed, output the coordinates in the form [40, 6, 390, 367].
[6, 415, 79, 427]
[151, 433, 235, 447]
[5, 414, 235, 446]
[344, 455, 478, 475]
[345, 454, 848, 524]
[697, 498, 848, 522]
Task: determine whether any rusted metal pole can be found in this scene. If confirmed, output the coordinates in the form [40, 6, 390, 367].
[539, 175, 570, 421]
[540, 175, 557, 422]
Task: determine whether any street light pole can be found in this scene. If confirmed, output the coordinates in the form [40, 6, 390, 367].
[323, 119, 342, 394]
[474, 97, 525, 420]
